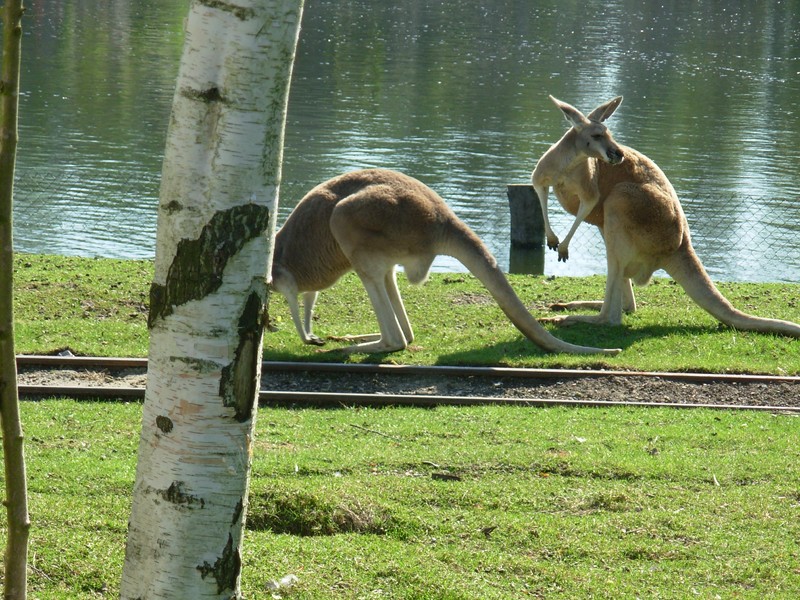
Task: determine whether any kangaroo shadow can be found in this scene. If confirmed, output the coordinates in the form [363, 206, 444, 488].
[264, 320, 745, 366]
[435, 321, 737, 366]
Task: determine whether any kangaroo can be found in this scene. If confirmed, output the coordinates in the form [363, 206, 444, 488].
[531, 95, 800, 337]
[270, 169, 621, 355]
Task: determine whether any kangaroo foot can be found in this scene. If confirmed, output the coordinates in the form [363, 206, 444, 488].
[303, 335, 326, 346]
[538, 316, 579, 327]
[541, 314, 622, 326]
[328, 333, 382, 343]
[549, 300, 605, 313]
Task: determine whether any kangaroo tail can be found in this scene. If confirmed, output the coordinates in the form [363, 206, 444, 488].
[663, 241, 800, 337]
[446, 231, 621, 355]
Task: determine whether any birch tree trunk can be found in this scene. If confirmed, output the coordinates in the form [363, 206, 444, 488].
[120, 1, 303, 598]
[0, 2, 30, 599]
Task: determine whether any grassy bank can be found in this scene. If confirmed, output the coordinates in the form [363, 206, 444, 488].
[20, 399, 800, 599]
[13, 253, 800, 374]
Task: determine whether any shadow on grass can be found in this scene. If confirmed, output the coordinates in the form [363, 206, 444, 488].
[434, 321, 731, 367]
[262, 321, 735, 367]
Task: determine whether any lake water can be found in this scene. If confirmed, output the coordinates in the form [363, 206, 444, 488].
[13, 0, 800, 282]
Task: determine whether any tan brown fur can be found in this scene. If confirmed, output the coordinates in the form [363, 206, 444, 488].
[532, 96, 800, 337]
[271, 168, 620, 354]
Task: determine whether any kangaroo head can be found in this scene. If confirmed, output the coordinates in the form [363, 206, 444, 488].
[550, 95, 625, 165]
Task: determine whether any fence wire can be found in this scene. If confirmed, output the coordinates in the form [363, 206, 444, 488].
[10, 170, 800, 283]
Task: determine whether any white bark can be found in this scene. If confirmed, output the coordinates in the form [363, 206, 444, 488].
[120, 1, 303, 598]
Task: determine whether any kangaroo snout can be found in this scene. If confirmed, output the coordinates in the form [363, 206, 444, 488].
[607, 147, 624, 164]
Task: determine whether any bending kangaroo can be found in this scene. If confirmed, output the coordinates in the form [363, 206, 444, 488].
[271, 169, 620, 355]
[532, 95, 800, 337]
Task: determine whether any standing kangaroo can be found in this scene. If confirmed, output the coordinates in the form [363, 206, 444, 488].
[532, 95, 800, 337]
[270, 169, 620, 355]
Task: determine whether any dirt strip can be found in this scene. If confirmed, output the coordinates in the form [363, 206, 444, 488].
[16, 365, 800, 410]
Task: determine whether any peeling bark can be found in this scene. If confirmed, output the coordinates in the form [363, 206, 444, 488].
[220, 290, 264, 422]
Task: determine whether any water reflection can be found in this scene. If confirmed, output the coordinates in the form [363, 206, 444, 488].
[12, 0, 800, 282]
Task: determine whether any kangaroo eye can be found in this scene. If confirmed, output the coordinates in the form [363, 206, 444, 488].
[591, 134, 604, 140]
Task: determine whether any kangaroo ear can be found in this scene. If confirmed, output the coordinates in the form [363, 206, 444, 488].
[587, 96, 623, 122]
[549, 95, 590, 131]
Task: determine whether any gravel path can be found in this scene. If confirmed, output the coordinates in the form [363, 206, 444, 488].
[17, 365, 800, 410]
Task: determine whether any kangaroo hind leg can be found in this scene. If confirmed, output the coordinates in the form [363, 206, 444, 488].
[301, 291, 326, 345]
[544, 257, 628, 326]
[385, 267, 414, 344]
[336, 266, 411, 354]
[550, 279, 635, 315]
[545, 213, 635, 326]
[547, 222, 636, 317]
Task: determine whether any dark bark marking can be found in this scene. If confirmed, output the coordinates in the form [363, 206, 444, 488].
[148, 204, 271, 328]
[155, 415, 174, 434]
[170, 355, 221, 374]
[180, 85, 227, 104]
[220, 290, 264, 422]
[262, 288, 278, 332]
[232, 498, 244, 526]
[197, 0, 255, 21]
[162, 199, 184, 214]
[198, 86, 223, 103]
[148, 283, 165, 329]
[160, 481, 205, 509]
[197, 533, 241, 595]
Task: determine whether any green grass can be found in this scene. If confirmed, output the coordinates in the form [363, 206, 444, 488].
[265, 271, 800, 374]
[14, 400, 800, 599]
[12, 253, 800, 374]
[14, 255, 151, 357]
[10, 255, 800, 375]
[7, 254, 800, 597]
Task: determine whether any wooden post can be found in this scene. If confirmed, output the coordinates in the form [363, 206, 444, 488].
[509, 245, 545, 275]
[507, 184, 545, 275]
[507, 184, 544, 248]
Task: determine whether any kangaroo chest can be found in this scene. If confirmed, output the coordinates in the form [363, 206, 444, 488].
[553, 180, 582, 215]
[552, 169, 606, 228]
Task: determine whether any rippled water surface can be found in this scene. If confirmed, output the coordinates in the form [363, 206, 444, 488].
[13, 0, 800, 281]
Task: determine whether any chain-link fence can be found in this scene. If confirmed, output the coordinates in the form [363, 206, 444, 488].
[537, 192, 800, 283]
[511, 191, 800, 283]
[11, 170, 800, 283]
